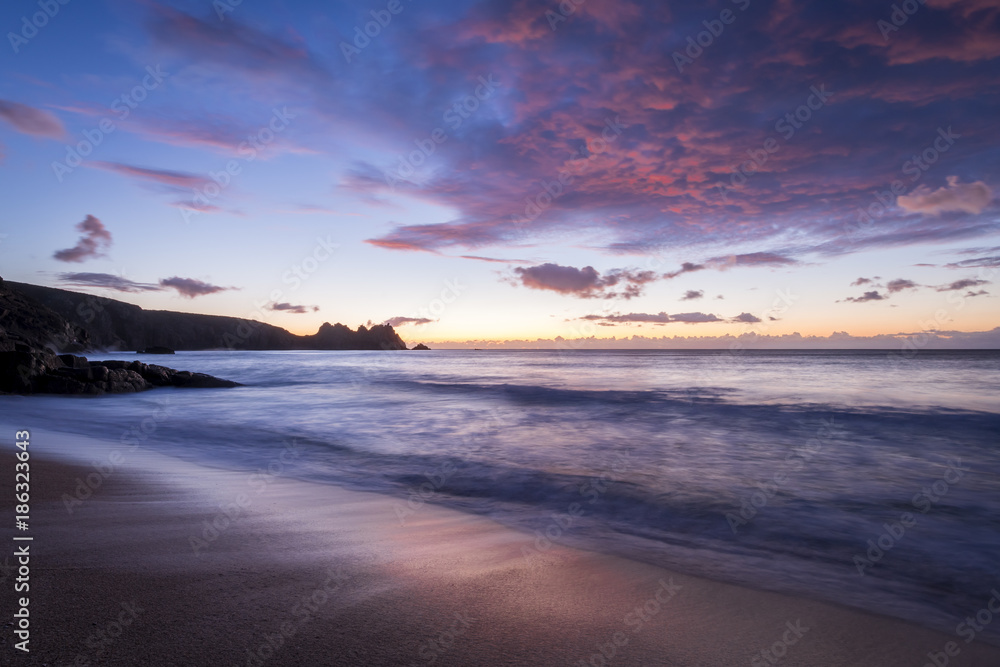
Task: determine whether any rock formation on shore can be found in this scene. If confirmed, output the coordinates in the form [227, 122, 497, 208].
[0, 348, 240, 395]
[0, 277, 240, 394]
[7, 280, 408, 352]
[0, 276, 414, 394]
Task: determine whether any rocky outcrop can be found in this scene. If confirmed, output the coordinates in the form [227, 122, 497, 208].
[411, 343, 431, 350]
[6, 280, 408, 351]
[0, 348, 241, 395]
[0, 277, 240, 394]
[300, 322, 407, 351]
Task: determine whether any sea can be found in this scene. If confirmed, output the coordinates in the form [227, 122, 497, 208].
[4, 349, 999, 643]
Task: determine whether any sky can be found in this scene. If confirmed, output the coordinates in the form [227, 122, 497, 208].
[0, 0, 998, 348]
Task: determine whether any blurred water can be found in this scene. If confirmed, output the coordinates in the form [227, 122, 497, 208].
[3, 349, 999, 641]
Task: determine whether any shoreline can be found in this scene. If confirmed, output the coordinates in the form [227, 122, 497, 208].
[3, 427, 1000, 666]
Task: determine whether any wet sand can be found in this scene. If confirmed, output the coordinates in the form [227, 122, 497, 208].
[1, 428, 999, 666]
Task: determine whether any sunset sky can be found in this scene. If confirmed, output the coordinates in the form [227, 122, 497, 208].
[1, 0, 998, 347]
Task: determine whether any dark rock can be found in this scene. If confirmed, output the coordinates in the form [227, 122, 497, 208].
[58, 354, 91, 369]
[411, 343, 431, 350]
[169, 371, 240, 389]
[0, 277, 241, 395]
[1, 349, 240, 396]
[101, 360, 131, 370]
[138, 346, 175, 354]
[5, 279, 409, 351]
[0, 277, 90, 352]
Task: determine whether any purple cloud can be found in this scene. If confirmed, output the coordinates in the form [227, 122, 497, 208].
[159, 277, 236, 298]
[947, 256, 1000, 269]
[384, 317, 434, 327]
[886, 279, 919, 293]
[663, 262, 706, 280]
[89, 161, 204, 190]
[514, 263, 657, 299]
[936, 279, 990, 292]
[841, 291, 886, 303]
[268, 302, 319, 314]
[0, 99, 64, 138]
[57, 272, 161, 293]
[582, 311, 724, 325]
[53, 215, 112, 263]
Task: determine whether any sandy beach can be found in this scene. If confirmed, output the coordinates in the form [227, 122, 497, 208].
[0, 427, 996, 666]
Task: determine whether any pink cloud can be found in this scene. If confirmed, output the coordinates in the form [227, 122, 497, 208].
[89, 161, 204, 189]
[897, 177, 992, 216]
[0, 99, 64, 139]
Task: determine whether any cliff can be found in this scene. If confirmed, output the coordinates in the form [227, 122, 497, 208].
[4, 279, 408, 352]
[0, 277, 242, 394]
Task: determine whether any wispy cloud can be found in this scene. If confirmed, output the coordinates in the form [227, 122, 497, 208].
[268, 302, 319, 314]
[89, 161, 203, 190]
[57, 272, 161, 293]
[663, 263, 706, 280]
[935, 278, 990, 292]
[581, 311, 724, 324]
[384, 316, 435, 327]
[947, 256, 1000, 269]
